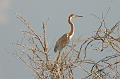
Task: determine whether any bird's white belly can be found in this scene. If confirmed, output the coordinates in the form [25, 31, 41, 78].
[69, 32, 74, 39]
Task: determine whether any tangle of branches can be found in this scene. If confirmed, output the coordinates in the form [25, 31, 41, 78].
[16, 13, 120, 79]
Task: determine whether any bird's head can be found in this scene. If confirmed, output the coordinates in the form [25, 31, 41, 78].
[68, 14, 83, 23]
[69, 14, 83, 19]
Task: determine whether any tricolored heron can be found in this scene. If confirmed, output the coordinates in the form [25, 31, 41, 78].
[54, 14, 83, 53]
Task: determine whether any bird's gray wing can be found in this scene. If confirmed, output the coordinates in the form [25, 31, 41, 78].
[54, 34, 69, 52]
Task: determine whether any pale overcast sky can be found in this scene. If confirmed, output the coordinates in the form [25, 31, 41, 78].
[0, 0, 120, 79]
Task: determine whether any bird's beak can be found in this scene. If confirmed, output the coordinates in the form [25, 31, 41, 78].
[75, 15, 83, 17]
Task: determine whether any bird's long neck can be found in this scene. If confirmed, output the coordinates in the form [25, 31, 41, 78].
[68, 16, 75, 38]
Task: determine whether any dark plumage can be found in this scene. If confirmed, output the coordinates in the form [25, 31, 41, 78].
[54, 34, 69, 52]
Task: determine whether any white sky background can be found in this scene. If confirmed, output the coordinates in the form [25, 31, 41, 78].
[0, 0, 120, 79]
[0, 0, 11, 24]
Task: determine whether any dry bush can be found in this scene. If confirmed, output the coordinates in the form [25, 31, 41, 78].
[16, 13, 120, 79]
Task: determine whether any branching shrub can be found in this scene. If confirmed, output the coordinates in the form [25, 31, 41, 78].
[16, 13, 120, 79]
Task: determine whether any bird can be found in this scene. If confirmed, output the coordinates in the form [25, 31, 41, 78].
[54, 14, 83, 53]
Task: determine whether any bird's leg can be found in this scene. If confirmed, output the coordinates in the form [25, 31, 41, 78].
[55, 51, 64, 79]
[56, 51, 61, 62]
